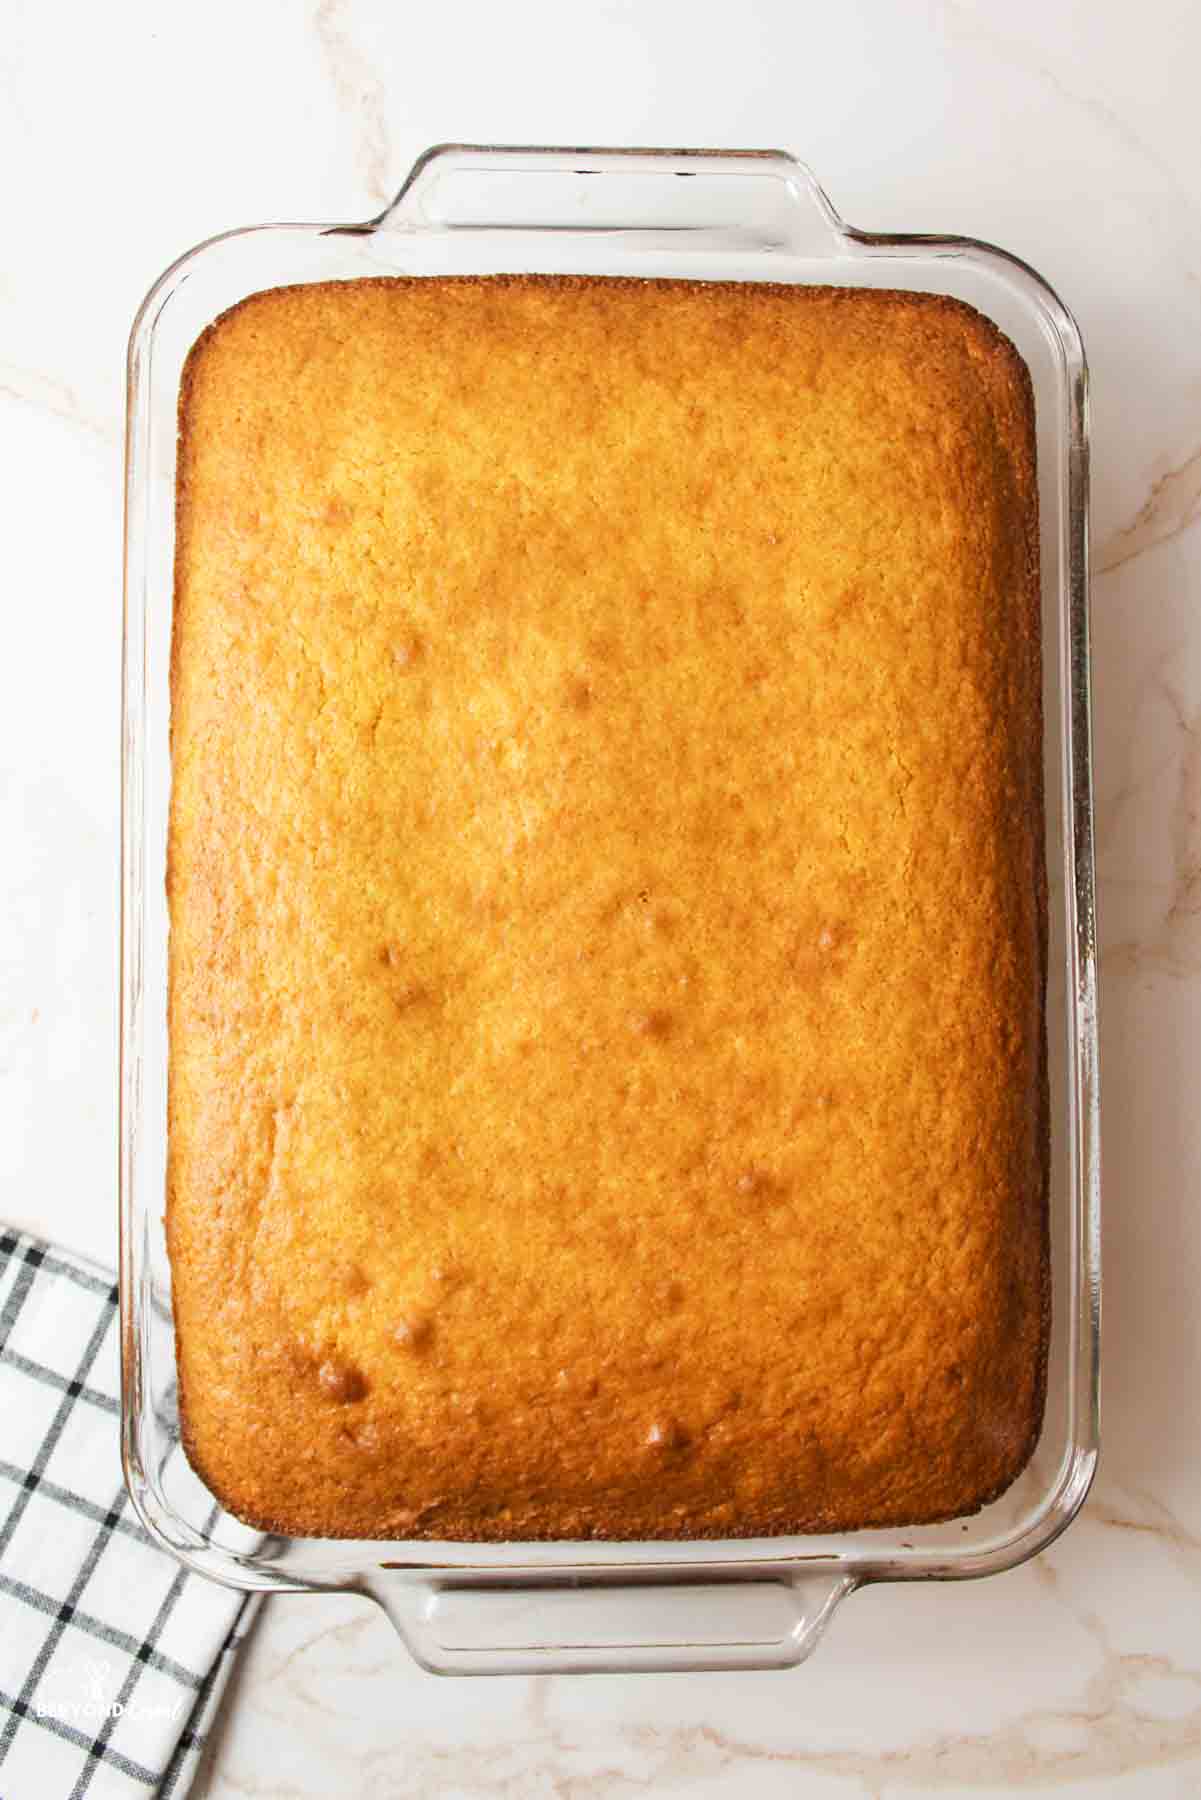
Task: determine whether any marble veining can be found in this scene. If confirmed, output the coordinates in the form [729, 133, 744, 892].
[0, 363, 118, 445]
[313, 0, 393, 209]
[1098, 449, 1201, 574]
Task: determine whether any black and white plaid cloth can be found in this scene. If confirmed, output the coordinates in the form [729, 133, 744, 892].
[0, 1229, 255, 1797]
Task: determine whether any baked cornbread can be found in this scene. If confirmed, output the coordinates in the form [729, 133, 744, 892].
[167, 275, 1047, 1540]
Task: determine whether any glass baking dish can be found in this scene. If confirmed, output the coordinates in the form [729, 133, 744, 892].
[120, 143, 1099, 1675]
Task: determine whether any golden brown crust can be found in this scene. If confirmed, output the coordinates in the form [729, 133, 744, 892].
[168, 275, 1047, 1540]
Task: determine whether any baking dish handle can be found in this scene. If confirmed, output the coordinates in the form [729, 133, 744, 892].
[365, 1570, 855, 1676]
[370, 142, 849, 253]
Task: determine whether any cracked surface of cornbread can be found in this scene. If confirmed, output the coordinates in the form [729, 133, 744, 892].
[167, 275, 1047, 1539]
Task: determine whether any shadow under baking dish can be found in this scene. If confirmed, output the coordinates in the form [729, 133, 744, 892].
[120, 143, 1099, 1675]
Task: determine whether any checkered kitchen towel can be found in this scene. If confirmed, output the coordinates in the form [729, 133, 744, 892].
[0, 1228, 255, 1797]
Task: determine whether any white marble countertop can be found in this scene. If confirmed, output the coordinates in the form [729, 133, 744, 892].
[3, 0, 1199, 1792]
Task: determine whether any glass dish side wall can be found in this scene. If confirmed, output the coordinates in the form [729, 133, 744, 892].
[120, 147, 1097, 1673]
